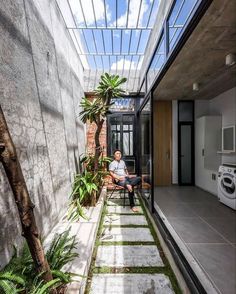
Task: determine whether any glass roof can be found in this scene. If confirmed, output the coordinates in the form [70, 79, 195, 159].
[56, 0, 160, 92]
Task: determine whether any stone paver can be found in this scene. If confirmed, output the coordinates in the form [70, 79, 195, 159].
[100, 227, 154, 242]
[108, 192, 139, 199]
[95, 245, 164, 267]
[107, 206, 143, 214]
[107, 198, 140, 206]
[90, 273, 174, 294]
[104, 214, 147, 226]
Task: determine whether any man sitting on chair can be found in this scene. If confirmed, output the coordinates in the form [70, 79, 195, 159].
[109, 149, 141, 212]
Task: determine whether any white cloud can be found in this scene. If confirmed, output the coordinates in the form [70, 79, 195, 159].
[70, 0, 111, 26]
[111, 57, 143, 70]
[114, 0, 149, 28]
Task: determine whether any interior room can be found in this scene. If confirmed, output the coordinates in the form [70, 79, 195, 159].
[152, 0, 236, 292]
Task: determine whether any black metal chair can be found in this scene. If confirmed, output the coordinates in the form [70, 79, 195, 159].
[108, 177, 127, 208]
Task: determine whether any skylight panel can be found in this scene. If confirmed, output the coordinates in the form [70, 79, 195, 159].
[93, 30, 105, 54]
[88, 55, 96, 69]
[59, 0, 161, 91]
[102, 55, 110, 69]
[68, 0, 86, 27]
[130, 30, 141, 54]
[147, 0, 160, 27]
[83, 30, 96, 53]
[110, 56, 117, 70]
[116, 0, 127, 28]
[137, 30, 150, 54]
[113, 30, 121, 54]
[94, 56, 103, 69]
[103, 30, 112, 54]
[106, 0, 117, 27]
[80, 0, 96, 27]
[121, 30, 131, 54]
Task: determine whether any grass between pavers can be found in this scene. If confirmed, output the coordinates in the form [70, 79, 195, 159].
[103, 225, 150, 231]
[93, 266, 167, 274]
[106, 212, 144, 215]
[84, 193, 182, 294]
[99, 241, 156, 246]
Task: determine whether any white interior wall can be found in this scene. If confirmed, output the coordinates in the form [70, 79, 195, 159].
[195, 87, 236, 195]
[171, 87, 236, 191]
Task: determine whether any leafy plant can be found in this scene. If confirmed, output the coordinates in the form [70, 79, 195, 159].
[46, 227, 79, 271]
[0, 270, 25, 293]
[0, 228, 79, 294]
[67, 73, 126, 219]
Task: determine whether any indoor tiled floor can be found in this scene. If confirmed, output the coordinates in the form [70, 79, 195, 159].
[154, 186, 236, 294]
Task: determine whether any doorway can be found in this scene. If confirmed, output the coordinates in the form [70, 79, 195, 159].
[107, 113, 136, 173]
[178, 101, 194, 185]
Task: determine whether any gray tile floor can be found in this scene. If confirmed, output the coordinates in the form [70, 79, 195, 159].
[154, 186, 236, 294]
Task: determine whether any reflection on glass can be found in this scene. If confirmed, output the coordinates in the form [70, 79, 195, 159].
[147, 35, 164, 90]
[140, 100, 152, 203]
[168, 0, 198, 51]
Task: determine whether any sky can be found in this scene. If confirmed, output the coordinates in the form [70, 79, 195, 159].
[67, 0, 160, 70]
[62, 0, 199, 72]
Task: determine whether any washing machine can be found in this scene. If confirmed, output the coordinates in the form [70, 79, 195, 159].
[218, 164, 236, 210]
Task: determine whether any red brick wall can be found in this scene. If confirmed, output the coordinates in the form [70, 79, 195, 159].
[85, 93, 107, 156]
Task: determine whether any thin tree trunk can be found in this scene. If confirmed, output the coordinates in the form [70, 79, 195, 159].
[94, 118, 104, 172]
[0, 105, 53, 283]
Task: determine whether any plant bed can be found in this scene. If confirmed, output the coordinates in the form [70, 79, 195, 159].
[44, 188, 106, 293]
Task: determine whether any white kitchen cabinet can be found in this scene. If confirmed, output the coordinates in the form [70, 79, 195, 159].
[195, 116, 221, 194]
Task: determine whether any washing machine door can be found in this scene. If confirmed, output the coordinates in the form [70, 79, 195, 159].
[220, 173, 236, 199]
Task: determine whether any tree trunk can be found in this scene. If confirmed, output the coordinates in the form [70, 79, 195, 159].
[0, 106, 53, 283]
[94, 118, 104, 172]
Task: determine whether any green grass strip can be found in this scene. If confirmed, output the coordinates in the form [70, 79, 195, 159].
[93, 266, 168, 274]
[99, 241, 156, 246]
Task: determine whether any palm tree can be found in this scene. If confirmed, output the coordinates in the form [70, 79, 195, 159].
[80, 73, 127, 172]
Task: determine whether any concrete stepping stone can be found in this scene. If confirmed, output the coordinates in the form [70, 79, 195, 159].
[100, 227, 154, 242]
[95, 245, 164, 267]
[107, 206, 143, 214]
[107, 198, 140, 206]
[108, 192, 139, 199]
[104, 215, 147, 226]
[90, 273, 174, 294]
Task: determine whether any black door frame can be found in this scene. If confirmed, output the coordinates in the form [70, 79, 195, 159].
[137, 91, 154, 213]
[107, 112, 137, 174]
[178, 101, 195, 186]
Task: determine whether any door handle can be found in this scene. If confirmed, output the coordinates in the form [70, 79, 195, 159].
[166, 151, 170, 160]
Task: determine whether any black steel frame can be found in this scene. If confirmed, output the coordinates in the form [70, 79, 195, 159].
[178, 100, 195, 186]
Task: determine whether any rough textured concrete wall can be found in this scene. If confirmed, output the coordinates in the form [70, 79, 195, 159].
[0, 0, 86, 268]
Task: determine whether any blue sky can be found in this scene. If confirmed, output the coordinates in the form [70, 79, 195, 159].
[66, 0, 198, 70]
[68, 0, 160, 70]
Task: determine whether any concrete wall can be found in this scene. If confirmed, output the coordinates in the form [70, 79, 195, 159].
[0, 0, 86, 268]
[195, 87, 236, 195]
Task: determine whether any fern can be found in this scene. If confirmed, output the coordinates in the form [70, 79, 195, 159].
[0, 271, 25, 294]
[1, 228, 79, 293]
[46, 227, 79, 271]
